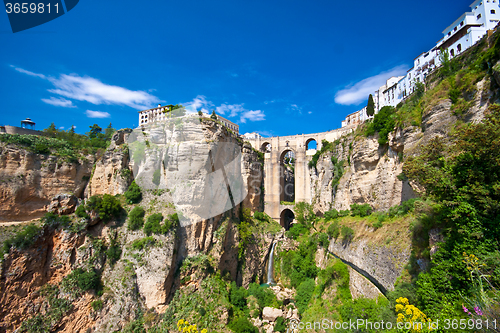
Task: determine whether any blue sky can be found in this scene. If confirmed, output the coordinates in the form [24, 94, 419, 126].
[1, 0, 473, 137]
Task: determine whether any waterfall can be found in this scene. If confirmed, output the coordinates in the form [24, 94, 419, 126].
[267, 242, 277, 285]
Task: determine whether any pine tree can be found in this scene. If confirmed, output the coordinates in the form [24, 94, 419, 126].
[367, 94, 375, 117]
[211, 110, 217, 120]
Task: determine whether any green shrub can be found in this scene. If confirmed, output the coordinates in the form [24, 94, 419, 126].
[1, 224, 41, 259]
[327, 220, 340, 239]
[274, 317, 286, 332]
[143, 213, 163, 235]
[75, 204, 89, 219]
[152, 170, 161, 186]
[341, 226, 355, 242]
[228, 316, 258, 333]
[41, 212, 71, 228]
[128, 206, 145, 231]
[253, 211, 269, 222]
[339, 209, 350, 217]
[162, 213, 179, 234]
[98, 194, 122, 221]
[280, 237, 318, 288]
[350, 203, 372, 217]
[324, 209, 339, 221]
[285, 222, 309, 239]
[63, 268, 100, 292]
[229, 281, 248, 309]
[365, 106, 395, 145]
[125, 181, 142, 204]
[106, 235, 121, 265]
[11, 224, 41, 249]
[308, 139, 336, 169]
[372, 220, 383, 230]
[85, 194, 122, 222]
[131, 237, 156, 251]
[247, 283, 277, 309]
[317, 232, 329, 248]
[295, 279, 315, 314]
[91, 299, 103, 311]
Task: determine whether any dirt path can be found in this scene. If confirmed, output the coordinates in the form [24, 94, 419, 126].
[0, 219, 39, 227]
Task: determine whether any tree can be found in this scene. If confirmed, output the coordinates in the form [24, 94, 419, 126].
[210, 110, 217, 120]
[88, 124, 102, 139]
[197, 110, 203, 116]
[44, 123, 57, 136]
[366, 94, 375, 116]
[104, 123, 114, 139]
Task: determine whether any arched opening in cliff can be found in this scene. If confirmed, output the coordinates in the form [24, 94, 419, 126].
[280, 209, 294, 230]
[279, 149, 295, 203]
[261, 142, 271, 152]
[306, 138, 317, 151]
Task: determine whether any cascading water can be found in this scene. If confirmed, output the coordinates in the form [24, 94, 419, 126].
[267, 242, 277, 285]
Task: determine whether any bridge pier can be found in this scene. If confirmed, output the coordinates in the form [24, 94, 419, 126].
[247, 127, 354, 224]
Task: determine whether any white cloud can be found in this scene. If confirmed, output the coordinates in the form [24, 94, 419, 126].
[240, 110, 265, 123]
[216, 104, 245, 117]
[48, 74, 160, 109]
[183, 95, 214, 114]
[11, 66, 161, 110]
[308, 111, 313, 114]
[59, 126, 65, 130]
[289, 104, 302, 115]
[41, 97, 76, 108]
[334, 65, 409, 105]
[216, 103, 265, 123]
[10, 65, 46, 79]
[183, 95, 265, 123]
[85, 110, 111, 118]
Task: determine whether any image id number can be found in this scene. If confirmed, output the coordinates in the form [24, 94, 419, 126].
[5, 3, 59, 14]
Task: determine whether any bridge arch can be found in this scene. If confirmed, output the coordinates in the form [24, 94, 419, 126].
[279, 148, 295, 203]
[280, 208, 295, 230]
[261, 142, 271, 152]
[305, 138, 317, 150]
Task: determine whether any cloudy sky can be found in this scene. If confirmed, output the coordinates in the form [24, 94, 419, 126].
[1, 0, 472, 136]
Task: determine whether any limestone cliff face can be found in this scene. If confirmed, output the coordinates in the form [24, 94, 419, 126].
[86, 129, 133, 197]
[0, 117, 269, 332]
[0, 144, 93, 222]
[311, 76, 494, 214]
[327, 236, 410, 293]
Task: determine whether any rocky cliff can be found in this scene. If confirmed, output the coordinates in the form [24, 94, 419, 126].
[0, 144, 93, 222]
[0, 116, 272, 333]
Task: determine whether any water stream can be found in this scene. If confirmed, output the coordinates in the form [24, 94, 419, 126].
[266, 242, 277, 285]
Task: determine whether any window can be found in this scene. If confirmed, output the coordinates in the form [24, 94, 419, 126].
[457, 44, 462, 52]
[492, 9, 496, 13]
[461, 21, 464, 26]
[454, 27, 458, 31]
[448, 32, 452, 36]
[451, 49, 455, 57]
[478, 13, 482, 19]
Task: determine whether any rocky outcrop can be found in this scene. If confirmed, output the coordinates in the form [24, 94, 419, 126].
[328, 236, 410, 293]
[86, 129, 133, 197]
[47, 193, 78, 215]
[348, 267, 383, 300]
[0, 145, 93, 222]
[262, 307, 282, 321]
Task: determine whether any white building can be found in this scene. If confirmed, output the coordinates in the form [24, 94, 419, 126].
[243, 132, 262, 140]
[342, 0, 500, 129]
[216, 114, 239, 134]
[138, 104, 169, 126]
[138, 105, 239, 134]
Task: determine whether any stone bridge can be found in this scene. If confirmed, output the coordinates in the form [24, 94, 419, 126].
[246, 126, 355, 228]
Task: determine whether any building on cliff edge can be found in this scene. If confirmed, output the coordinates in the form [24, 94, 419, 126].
[138, 104, 239, 134]
[341, 0, 500, 128]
